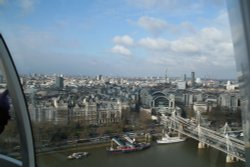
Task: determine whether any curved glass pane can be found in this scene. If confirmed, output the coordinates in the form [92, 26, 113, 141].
[0, 44, 22, 164]
[0, 84, 22, 160]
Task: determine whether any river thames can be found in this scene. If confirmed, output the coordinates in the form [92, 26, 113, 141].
[37, 139, 245, 167]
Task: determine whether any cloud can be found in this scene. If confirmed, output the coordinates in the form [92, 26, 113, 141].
[128, 0, 180, 10]
[200, 27, 223, 41]
[4, 26, 85, 73]
[128, 0, 224, 12]
[127, 0, 209, 17]
[3, 0, 234, 78]
[137, 16, 169, 35]
[19, 0, 36, 12]
[113, 35, 134, 46]
[171, 38, 199, 53]
[0, 0, 37, 13]
[111, 45, 132, 57]
[0, 0, 6, 5]
[139, 26, 231, 54]
[180, 22, 197, 34]
[138, 25, 235, 75]
[136, 16, 198, 36]
[214, 10, 231, 29]
[139, 37, 199, 54]
[139, 37, 170, 50]
[111, 35, 134, 58]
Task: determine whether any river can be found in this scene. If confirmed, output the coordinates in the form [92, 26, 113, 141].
[37, 139, 245, 167]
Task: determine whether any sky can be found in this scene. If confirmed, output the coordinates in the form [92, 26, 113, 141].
[0, 0, 237, 79]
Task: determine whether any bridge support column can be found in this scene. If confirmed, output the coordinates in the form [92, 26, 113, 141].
[198, 142, 206, 149]
[226, 154, 236, 163]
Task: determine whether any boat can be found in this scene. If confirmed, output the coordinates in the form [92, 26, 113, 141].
[107, 146, 138, 153]
[136, 142, 151, 150]
[107, 136, 151, 153]
[107, 143, 151, 153]
[67, 152, 89, 159]
[157, 133, 186, 144]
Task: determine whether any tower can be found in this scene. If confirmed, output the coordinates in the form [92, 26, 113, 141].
[191, 72, 195, 87]
[165, 68, 169, 83]
[55, 76, 64, 89]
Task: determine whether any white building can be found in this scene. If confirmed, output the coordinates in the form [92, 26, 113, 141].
[177, 81, 186, 90]
[226, 80, 239, 91]
[193, 102, 207, 113]
[82, 99, 122, 124]
[218, 93, 240, 111]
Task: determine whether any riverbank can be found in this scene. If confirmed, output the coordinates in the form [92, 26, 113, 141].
[37, 142, 110, 156]
[37, 134, 153, 156]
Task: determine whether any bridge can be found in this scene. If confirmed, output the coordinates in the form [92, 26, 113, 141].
[160, 111, 245, 163]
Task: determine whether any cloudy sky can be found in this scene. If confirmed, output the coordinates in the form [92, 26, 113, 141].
[0, 0, 237, 79]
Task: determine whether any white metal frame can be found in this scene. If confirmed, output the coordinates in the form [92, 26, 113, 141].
[0, 34, 36, 167]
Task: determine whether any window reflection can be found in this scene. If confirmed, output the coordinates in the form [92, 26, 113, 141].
[0, 72, 22, 160]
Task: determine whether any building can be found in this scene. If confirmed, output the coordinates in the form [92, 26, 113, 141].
[191, 72, 195, 87]
[193, 101, 207, 113]
[97, 101, 122, 124]
[82, 98, 122, 124]
[165, 68, 170, 83]
[140, 89, 153, 108]
[226, 81, 239, 91]
[177, 81, 186, 90]
[55, 76, 64, 89]
[97, 75, 103, 81]
[183, 93, 193, 106]
[218, 93, 241, 111]
[196, 78, 202, 84]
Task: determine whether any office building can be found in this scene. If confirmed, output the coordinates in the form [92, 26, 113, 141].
[191, 72, 195, 87]
[55, 76, 64, 89]
[177, 81, 186, 90]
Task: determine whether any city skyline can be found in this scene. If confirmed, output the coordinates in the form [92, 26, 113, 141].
[0, 0, 237, 79]
[22, 72, 237, 81]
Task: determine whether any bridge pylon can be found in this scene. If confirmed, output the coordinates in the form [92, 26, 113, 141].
[198, 142, 207, 148]
[197, 124, 208, 149]
[226, 154, 237, 163]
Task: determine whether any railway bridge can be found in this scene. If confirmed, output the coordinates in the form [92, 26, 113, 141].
[161, 111, 245, 163]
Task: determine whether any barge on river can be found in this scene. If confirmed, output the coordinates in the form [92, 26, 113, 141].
[107, 136, 151, 153]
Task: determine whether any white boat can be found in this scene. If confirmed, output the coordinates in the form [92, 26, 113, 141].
[67, 152, 89, 159]
[157, 133, 186, 144]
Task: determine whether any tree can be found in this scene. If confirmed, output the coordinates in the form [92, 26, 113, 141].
[185, 107, 195, 118]
[138, 110, 152, 129]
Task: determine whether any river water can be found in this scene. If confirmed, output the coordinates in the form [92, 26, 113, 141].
[37, 139, 245, 167]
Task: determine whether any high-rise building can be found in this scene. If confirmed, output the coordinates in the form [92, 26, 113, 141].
[191, 72, 195, 87]
[55, 76, 64, 89]
[165, 68, 167, 81]
[165, 68, 169, 83]
[97, 74, 103, 81]
[184, 74, 186, 81]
